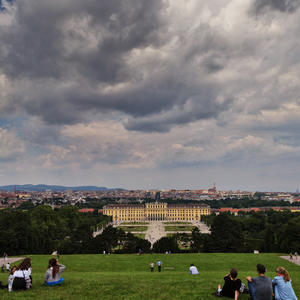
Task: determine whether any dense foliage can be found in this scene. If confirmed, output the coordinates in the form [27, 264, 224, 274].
[200, 210, 300, 253]
[0, 206, 111, 255]
[1, 205, 299, 255]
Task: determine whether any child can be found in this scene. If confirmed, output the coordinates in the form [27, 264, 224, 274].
[1, 264, 4, 273]
[150, 261, 154, 272]
[8, 266, 17, 292]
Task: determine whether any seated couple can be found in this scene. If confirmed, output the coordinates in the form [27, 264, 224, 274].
[213, 268, 241, 300]
[246, 264, 297, 300]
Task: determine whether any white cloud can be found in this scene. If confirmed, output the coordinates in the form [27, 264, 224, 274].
[0, 128, 25, 162]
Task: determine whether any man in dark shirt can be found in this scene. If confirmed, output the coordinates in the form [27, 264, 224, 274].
[246, 263, 272, 300]
[217, 268, 241, 300]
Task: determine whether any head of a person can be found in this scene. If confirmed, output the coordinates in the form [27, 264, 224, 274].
[230, 268, 238, 278]
[17, 258, 31, 271]
[48, 258, 59, 279]
[257, 264, 266, 275]
[10, 266, 17, 275]
[191, 264, 194, 267]
[48, 258, 57, 268]
[276, 267, 290, 283]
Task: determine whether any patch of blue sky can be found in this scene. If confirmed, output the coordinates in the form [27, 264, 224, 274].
[0, 118, 12, 129]
[0, 0, 14, 12]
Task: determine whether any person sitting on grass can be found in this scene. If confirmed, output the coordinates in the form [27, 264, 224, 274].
[7, 265, 17, 291]
[13, 258, 32, 290]
[246, 263, 272, 300]
[213, 268, 241, 299]
[44, 258, 66, 286]
[272, 267, 297, 300]
[189, 264, 199, 275]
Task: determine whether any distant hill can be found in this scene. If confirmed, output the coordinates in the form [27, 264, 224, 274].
[0, 184, 124, 192]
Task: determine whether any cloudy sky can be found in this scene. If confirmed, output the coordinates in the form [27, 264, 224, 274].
[0, 0, 299, 192]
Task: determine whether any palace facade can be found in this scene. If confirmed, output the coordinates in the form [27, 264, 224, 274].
[103, 202, 210, 221]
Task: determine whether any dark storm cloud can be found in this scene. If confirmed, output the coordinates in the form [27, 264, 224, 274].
[1, 0, 164, 81]
[253, 0, 300, 13]
[22, 121, 61, 146]
[124, 96, 234, 133]
[0, 0, 237, 132]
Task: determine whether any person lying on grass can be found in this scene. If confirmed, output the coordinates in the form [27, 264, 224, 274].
[213, 267, 241, 300]
[44, 258, 66, 286]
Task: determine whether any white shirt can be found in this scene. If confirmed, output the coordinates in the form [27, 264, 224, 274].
[189, 266, 199, 275]
[13, 268, 32, 278]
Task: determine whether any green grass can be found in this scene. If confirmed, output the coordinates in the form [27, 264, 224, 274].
[0, 254, 299, 299]
[120, 222, 149, 225]
[165, 225, 194, 231]
[133, 233, 146, 239]
[164, 222, 193, 225]
[117, 226, 148, 232]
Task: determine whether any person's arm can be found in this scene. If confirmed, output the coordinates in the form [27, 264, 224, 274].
[44, 270, 50, 283]
[58, 264, 66, 274]
[234, 290, 239, 300]
[246, 276, 252, 282]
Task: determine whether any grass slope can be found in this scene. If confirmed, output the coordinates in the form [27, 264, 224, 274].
[0, 253, 299, 300]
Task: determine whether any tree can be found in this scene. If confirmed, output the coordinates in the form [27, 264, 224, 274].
[275, 220, 300, 253]
[180, 233, 190, 253]
[153, 236, 180, 253]
[17, 201, 35, 210]
[190, 227, 204, 252]
[210, 214, 244, 253]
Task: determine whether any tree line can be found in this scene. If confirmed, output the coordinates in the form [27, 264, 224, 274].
[1, 206, 299, 255]
[152, 209, 300, 254]
[0, 206, 111, 255]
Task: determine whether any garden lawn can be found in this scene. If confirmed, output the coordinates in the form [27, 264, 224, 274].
[120, 222, 149, 225]
[165, 225, 194, 231]
[0, 253, 299, 300]
[117, 226, 148, 232]
[133, 233, 145, 239]
[164, 222, 193, 225]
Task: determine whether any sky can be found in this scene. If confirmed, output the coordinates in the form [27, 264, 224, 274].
[0, 0, 300, 192]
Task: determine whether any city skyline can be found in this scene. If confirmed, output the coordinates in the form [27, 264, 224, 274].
[0, 0, 300, 192]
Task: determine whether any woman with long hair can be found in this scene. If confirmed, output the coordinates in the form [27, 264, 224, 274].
[44, 258, 66, 286]
[12, 258, 32, 290]
[272, 267, 297, 300]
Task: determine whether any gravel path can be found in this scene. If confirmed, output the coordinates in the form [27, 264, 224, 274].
[0, 257, 25, 267]
[108, 220, 211, 247]
[279, 256, 300, 266]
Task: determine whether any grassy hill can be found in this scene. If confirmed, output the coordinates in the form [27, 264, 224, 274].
[0, 253, 299, 299]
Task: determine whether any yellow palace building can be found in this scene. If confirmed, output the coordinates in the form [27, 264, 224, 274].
[103, 201, 210, 221]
